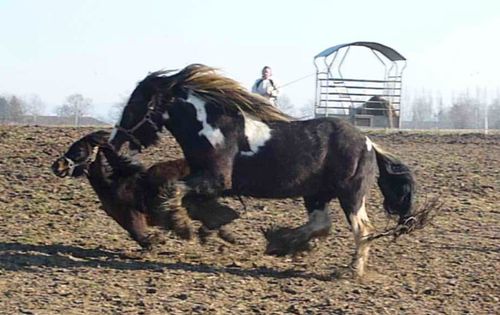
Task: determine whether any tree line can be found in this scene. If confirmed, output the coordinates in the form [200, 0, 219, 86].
[2, 90, 499, 129]
[405, 90, 500, 129]
[0, 93, 93, 126]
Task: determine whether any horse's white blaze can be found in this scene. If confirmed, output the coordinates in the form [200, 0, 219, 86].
[187, 93, 225, 148]
[308, 209, 331, 232]
[365, 137, 373, 151]
[349, 196, 372, 276]
[240, 115, 272, 156]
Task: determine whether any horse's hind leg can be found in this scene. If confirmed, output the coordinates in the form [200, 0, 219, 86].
[339, 194, 373, 277]
[303, 196, 333, 238]
[264, 196, 332, 256]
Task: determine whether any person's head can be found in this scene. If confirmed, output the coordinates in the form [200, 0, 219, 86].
[261, 66, 272, 79]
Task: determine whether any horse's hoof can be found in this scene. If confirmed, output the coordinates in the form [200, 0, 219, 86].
[263, 226, 312, 256]
[348, 261, 367, 279]
[171, 209, 195, 240]
[175, 225, 194, 240]
[265, 242, 313, 257]
[331, 266, 357, 279]
[137, 238, 154, 252]
[197, 226, 213, 245]
[143, 233, 165, 246]
[218, 227, 237, 244]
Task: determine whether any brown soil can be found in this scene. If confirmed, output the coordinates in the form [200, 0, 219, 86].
[0, 126, 498, 314]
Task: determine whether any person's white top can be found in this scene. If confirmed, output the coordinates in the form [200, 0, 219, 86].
[252, 78, 279, 105]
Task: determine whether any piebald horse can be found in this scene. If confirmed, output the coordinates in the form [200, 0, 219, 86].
[109, 64, 416, 276]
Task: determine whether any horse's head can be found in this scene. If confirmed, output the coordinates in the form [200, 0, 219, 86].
[109, 71, 180, 153]
[51, 130, 110, 178]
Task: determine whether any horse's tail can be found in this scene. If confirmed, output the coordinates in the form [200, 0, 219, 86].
[371, 141, 416, 222]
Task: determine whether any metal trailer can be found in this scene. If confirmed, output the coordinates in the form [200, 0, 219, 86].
[313, 42, 407, 128]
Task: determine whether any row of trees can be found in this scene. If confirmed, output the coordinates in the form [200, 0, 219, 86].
[0, 94, 93, 125]
[2, 90, 499, 129]
[406, 91, 500, 129]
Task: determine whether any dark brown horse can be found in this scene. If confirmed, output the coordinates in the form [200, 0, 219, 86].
[108, 64, 420, 277]
[51, 130, 239, 250]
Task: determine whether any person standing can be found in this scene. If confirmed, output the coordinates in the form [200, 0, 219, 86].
[252, 66, 279, 106]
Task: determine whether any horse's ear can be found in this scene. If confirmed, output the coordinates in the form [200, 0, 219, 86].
[155, 76, 187, 98]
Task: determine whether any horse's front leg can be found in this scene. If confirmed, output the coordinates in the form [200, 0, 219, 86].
[107, 207, 156, 251]
[165, 152, 236, 240]
[164, 181, 195, 240]
[166, 176, 235, 241]
[188, 146, 237, 195]
[339, 195, 373, 277]
[123, 210, 158, 251]
[159, 172, 234, 241]
[186, 174, 228, 196]
[183, 195, 240, 245]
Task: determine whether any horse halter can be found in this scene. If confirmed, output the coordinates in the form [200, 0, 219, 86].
[64, 146, 99, 176]
[112, 99, 161, 150]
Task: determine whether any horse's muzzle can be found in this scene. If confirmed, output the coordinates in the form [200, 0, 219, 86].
[51, 157, 70, 178]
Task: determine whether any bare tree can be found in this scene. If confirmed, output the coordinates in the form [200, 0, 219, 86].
[0, 96, 9, 122]
[55, 94, 93, 126]
[25, 94, 45, 124]
[446, 94, 481, 129]
[276, 95, 314, 119]
[277, 94, 294, 115]
[7, 96, 26, 122]
[488, 98, 500, 129]
[297, 99, 315, 119]
[411, 91, 434, 123]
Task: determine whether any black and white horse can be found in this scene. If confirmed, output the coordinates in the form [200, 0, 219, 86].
[109, 64, 416, 276]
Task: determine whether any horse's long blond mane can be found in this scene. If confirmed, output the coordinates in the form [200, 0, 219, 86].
[161, 64, 292, 122]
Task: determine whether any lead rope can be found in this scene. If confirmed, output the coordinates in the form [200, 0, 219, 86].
[276, 72, 316, 89]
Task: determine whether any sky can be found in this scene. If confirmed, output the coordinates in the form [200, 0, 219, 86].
[1, 0, 499, 120]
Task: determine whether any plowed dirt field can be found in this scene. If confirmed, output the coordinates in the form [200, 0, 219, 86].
[0, 126, 498, 314]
